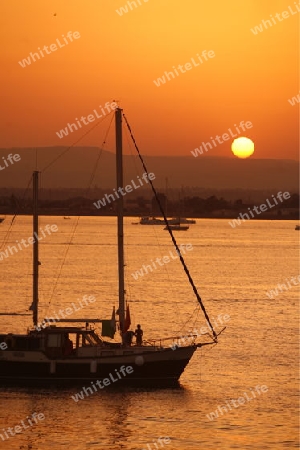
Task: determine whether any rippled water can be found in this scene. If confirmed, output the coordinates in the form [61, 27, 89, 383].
[0, 217, 299, 449]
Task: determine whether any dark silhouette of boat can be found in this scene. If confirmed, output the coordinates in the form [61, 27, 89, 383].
[164, 225, 189, 231]
[0, 109, 222, 386]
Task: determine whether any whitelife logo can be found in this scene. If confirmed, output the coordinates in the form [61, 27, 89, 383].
[71, 365, 134, 401]
[228, 191, 291, 228]
[250, 2, 300, 35]
[0, 224, 58, 261]
[0, 341, 8, 351]
[0, 153, 21, 171]
[18, 31, 81, 68]
[170, 314, 230, 350]
[288, 92, 300, 106]
[55, 101, 118, 139]
[35, 295, 96, 331]
[142, 437, 171, 450]
[153, 50, 215, 87]
[206, 385, 268, 421]
[191, 121, 253, 157]
[93, 173, 155, 210]
[266, 275, 300, 299]
[116, 0, 150, 16]
[0, 413, 45, 442]
[131, 244, 193, 280]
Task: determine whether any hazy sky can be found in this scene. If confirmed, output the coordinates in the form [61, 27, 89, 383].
[1, 0, 299, 159]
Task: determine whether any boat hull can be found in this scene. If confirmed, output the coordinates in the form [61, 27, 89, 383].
[0, 346, 197, 387]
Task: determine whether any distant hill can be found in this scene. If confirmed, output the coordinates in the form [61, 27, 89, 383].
[0, 147, 298, 191]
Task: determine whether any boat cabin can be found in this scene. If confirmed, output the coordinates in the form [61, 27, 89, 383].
[0, 326, 118, 358]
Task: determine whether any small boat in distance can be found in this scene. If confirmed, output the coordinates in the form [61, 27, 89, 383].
[139, 216, 165, 225]
[165, 225, 189, 231]
[64, 216, 71, 220]
[170, 218, 196, 225]
[295, 225, 300, 230]
[0, 217, 5, 223]
[139, 217, 196, 226]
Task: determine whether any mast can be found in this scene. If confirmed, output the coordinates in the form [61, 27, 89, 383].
[165, 177, 168, 218]
[32, 171, 39, 327]
[115, 108, 125, 336]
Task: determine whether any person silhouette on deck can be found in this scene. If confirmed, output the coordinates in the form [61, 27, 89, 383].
[135, 324, 143, 346]
[123, 330, 135, 346]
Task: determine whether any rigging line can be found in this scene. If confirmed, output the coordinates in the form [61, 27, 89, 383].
[123, 128, 173, 309]
[85, 113, 115, 196]
[123, 128, 146, 302]
[44, 114, 114, 313]
[122, 112, 217, 339]
[179, 305, 201, 334]
[124, 121, 181, 314]
[0, 175, 32, 250]
[0, 175, 34, 315]
[0, 312, 31, 316]
[119, 127, 140, 305]
[191, 307, 202, 330]
[123, 132, 166, 314]
[122, 129, 134, 302]
[45, 216, 81, 313]
[124, 127, 165, 245]
[124, 126, 144, 184]
[41, 113, 112, 173]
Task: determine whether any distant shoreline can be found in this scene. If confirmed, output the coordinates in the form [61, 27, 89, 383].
[0, 212, 298, 221]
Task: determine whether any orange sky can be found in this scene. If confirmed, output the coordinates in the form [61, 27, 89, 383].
[0, 0, 299, 159]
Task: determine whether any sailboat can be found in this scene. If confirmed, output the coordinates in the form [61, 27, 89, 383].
[165, 202, 190, 230]
[0, 108, 223, 386]
[139, 216, 165, 225]
[170, 218, 196, 225]
[164, 224, 189, 231]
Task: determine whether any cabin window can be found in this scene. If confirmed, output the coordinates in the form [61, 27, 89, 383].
[47, 334, 62, 347]
[14, 338, 28, 350]
[16, 338, 41, 350]
[28, 338, 41, 350]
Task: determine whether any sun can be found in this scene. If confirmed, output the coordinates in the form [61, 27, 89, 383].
[231, 137, 255, 159]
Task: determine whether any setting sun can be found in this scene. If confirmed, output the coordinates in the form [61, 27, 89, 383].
[231, 137, 255, 159]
